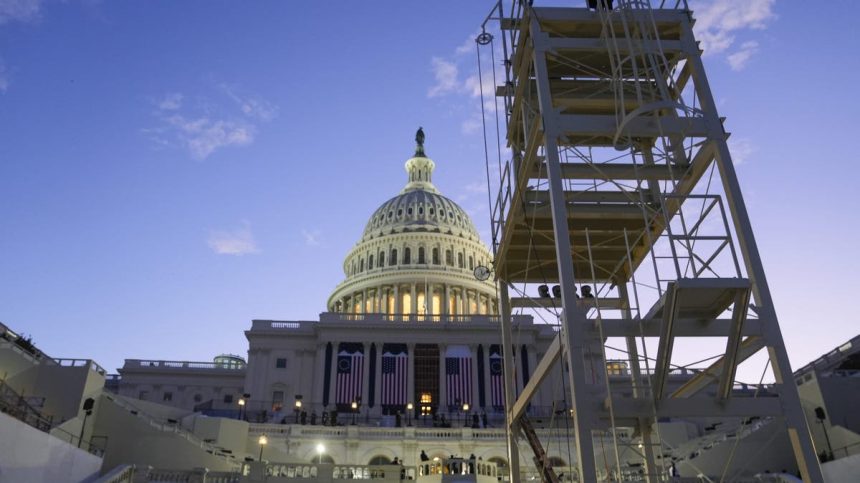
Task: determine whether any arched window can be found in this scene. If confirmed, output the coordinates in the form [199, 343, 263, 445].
[418, 206, 424, 215]
[403, 247, 411, 265]
[469, 256, 474, 270]
[360, 259, 365, 272]
[391, 249, 398, 265]
[457, 252, 464, 268]
[445, 250, 453, 266]
[368, 255, 374, 270]
[418, 247, 425, 264]
[379, 251, 385, 267]
[408, 207, 413, 216]
[432, 248, 440, 265]
[368, 456, 391, 465]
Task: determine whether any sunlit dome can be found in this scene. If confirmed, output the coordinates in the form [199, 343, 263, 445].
[327, 129, 497, 317]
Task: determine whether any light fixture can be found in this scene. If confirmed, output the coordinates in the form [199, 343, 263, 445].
[406, 402, 414, 410]
[295, 400, 303, 409]
[258, 435, 268, 461]
[462, 403, 470, 411]
[538, 284, 550, 298]
[316, 443, 325, 464]
[238, 398, 246, 406]
[351, 401, 358, 410]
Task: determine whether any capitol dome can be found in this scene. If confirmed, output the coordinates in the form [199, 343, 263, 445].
[328, 130, 497, 317]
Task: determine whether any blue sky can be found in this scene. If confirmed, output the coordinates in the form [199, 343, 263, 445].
[1, 0, 858, 377]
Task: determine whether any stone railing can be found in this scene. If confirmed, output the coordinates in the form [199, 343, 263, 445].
[94, 466, 243, 483]
[52, 358, 107, 375]
[123, 359, 247, 371]
[319, 313, 532, 325]
[417, 458, 498, 478]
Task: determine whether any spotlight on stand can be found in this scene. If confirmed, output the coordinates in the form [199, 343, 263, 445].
[538, 285, 550, 298]
[552, 285, 561, 298]
[581, 285, 594, 298]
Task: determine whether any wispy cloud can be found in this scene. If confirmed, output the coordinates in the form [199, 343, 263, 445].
[0, 0, 42, 25]
[219, 83, 278, 122]
[208, 222, 259, 255]
[726, 41, 759, 71]
[157, 92, 183, 110]
[692, 0, 774, 64]
[728, 137, 755, 165]
[0, 59, 9, 93]
[427, 57, 460, 98]
[146, 84, 276, 160]
[163, 115, 254, 160]
[301, 229, 321, 246]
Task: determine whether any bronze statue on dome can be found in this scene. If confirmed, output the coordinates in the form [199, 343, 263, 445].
[415, 127, 426, 156]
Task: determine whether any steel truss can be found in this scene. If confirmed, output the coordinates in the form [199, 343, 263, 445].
[482, 1, 824, 481]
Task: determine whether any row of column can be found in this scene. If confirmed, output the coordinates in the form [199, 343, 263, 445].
[315, 342, 535, 413]
[334, 284, 496, 316]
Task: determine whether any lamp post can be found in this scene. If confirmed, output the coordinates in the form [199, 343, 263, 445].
[237, 398, 246, 421]
[258, 435, 268, 462]
[78, 398, 95, 449]
[815, 406, 834, 461]
[462, 403, 470, 427]
[316, 443, 325, 464]
[351, 400, 358, 425]
[295, 398, 303, 424]
[406, 403, 413, 427]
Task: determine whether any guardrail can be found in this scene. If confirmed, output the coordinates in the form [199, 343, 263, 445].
[52, 358, 107, 376]
[123, 359, 247, 370]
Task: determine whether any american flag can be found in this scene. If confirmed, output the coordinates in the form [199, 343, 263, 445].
[446, 356, 473, 407]
[381, 349, 407, 406]
[489, 349, 504, 408]
[336, 349, 364, 405]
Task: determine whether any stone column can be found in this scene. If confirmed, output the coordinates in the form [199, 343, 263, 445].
[438, 344, 448, 412]
[411, 283, 418, 315]
[394, 285, 401, 317]
[314, 343, 327, 407]
[407, 343, 416, 407]
[443, 284, 450, 319]
[458, 288, 465, 315]
[481, 344, 491, 410]
[361, 343, 371, 409]
[328, 342, 339, 408]
[363, 289, 369, 314]
[374, 343, 383, 415]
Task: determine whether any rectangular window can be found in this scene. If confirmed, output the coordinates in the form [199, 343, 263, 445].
[275, 358, 287, 369]
[163, 392, 173, 402]
[223, 394, 234, 404]
[139, 391, 149, 400]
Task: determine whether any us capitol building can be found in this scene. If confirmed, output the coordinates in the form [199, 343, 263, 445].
[2, 133, 860, 482]
[113, 134, 563, 471]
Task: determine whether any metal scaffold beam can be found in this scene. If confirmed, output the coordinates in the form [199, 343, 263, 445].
[478, 0, 824, 481]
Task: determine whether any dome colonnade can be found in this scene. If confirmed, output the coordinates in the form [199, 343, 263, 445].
[327, 134, 497, 318]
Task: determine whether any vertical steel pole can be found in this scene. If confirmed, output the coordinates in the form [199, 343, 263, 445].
[497, 282, 521, 483]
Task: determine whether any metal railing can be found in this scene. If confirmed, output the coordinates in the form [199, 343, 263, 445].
[52, 358, 107, 375]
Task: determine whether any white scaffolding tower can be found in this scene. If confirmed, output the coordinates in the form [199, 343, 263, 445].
[478, 1, 825, 481]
